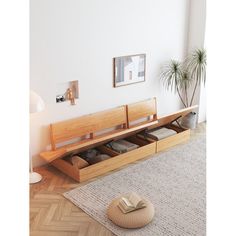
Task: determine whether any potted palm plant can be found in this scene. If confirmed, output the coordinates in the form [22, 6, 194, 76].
[160, 48, 206, 128]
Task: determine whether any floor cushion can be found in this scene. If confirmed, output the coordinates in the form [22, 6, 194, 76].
[107, 197, 155, 229]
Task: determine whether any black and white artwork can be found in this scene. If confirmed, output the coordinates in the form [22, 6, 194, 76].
[113, 54, 146, 87]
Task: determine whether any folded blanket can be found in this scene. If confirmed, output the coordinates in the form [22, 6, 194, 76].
[86, 154, 111, 165]
[148, 127, 177, 140]
[80, 149, 100, 159]
[79, 148, 112, 165]
[106, 140, 139, 153]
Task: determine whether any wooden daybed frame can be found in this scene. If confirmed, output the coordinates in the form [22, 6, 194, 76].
[40, 98, 197, 182]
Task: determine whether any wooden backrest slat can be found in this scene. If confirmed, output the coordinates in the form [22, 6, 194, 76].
[51, 106, 127, 146]
[127, 98, 157, 126]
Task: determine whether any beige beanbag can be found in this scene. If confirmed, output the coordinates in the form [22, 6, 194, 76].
[107, 197, 155, 229]
[71, 156, 89, 169]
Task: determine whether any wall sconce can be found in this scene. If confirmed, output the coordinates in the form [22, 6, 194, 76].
[56, 80, 79, 105]
[66, 88, 76, 105]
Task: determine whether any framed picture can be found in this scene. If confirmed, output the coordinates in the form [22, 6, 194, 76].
[113, 54, 146, 87]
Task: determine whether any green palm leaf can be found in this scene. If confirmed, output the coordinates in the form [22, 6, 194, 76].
[185, 49, 207, 106]
[159, 49, 206, 108]
[160, 60, 187, 107]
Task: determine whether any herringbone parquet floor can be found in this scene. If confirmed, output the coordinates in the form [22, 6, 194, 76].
[30, 122, 206, 236]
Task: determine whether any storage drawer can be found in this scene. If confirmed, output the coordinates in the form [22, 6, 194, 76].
[51, 158, 81, 182]
[52, 135, 156, 182]
[79, 136, 156, 182]
[137, 124, 190, 153]
[52, 146, 118, 182]
[157, 129, 190, 152]
[156, 124, 190, 152]
[51, 126, 189, 182]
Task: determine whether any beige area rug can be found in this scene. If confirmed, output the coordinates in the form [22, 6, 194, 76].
[64, 136, 206, 236]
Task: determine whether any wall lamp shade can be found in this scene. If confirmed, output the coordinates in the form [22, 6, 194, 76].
[30, 90, 45, 113]
[30, 90, 45, 184]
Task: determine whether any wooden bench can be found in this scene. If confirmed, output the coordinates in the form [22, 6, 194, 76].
[40, 98, 197, 182]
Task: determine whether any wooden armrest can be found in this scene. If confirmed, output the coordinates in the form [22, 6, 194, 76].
[40, 149, 67, 162]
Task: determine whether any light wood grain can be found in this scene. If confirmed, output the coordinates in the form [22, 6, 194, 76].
[39, 99, 196, 183]
[51, 106, 127, 145]
[97, 145, 119, 157]
[49, 137, 156, 183]
[148, 105, 198, 130]
[51, 159, 80, 182]
[50, 124, 56, 151]
[79, 142, 156, 182]
[126, 135, 154, 146]
[40, 120, 159, 163]
[157, 129, 190, 152]
[127, 98, 157, 127]
[41, 101, 196, 163]
[40, 149, 67, 163]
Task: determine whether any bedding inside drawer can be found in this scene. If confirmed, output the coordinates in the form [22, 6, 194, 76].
[138, 126, 178, 141]
[105, 139, 140, 153]
[63, 146, 118, 167]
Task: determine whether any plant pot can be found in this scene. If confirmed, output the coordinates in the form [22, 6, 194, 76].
[181, 111, 197, 129]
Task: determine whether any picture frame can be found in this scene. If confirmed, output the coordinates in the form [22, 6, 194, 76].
[113, 54, 146, 87]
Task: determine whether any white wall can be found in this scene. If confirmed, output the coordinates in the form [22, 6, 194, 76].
[30, 0, 190, 166]
[198, 83, 206, 122]
[187, 0, 206, 122]
[187, 0, 206, 51]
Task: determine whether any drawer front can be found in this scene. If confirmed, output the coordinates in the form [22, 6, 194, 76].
[51, 159, 80, 182]
[156, 129, 190, 152]
[79, 142, 156, 182]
